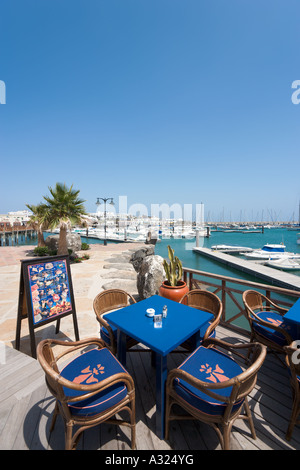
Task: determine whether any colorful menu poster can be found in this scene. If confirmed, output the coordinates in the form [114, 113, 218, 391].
[28, 258, 72, 325]
[16, 255, 79, 358]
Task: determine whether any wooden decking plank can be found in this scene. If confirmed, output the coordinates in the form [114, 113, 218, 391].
[127, 349, 163, 450]
[1, 328, 300, 450]
[0, 391, 32, 449]
[127, 347, 172, 450]
[12, 383, 49, 450]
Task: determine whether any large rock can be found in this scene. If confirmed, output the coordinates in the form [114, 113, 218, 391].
[130, 245, 155, 272]
[45, 233, 82, 255]
[137, 255, 164, 300]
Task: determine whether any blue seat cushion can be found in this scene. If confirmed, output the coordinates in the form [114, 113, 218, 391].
[252, 310, 293, 346]
[100, 325, 135, 347]
[61, 348, 128, 417]
[173, 346, 244, 416]
[180, 322, 215, 350]
[100, 325, 117, 345]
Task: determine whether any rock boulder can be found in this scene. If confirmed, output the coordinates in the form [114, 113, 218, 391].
[45, 233, 82, 255]
[137, 254, 165, 300]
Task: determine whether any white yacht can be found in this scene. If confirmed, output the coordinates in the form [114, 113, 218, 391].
[266, 257, 300, 271]
[243, 244, 300, 260]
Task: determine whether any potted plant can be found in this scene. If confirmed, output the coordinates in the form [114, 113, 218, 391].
[159, 245, 189, 302]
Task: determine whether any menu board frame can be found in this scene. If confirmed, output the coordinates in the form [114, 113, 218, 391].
[15, 255, 79, 358]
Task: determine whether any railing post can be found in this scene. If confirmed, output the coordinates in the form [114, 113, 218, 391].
[189, 273, 193, 290]
[222, 280, 226, 322]
[266, 289, 271, 308]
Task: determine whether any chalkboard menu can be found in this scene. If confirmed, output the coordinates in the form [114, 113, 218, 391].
[15, 255, 79, 358]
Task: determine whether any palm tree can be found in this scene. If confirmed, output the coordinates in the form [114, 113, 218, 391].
[26, 203, 50, 247]
[43, 183, 87, 255]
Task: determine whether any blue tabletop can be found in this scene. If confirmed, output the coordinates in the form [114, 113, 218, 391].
[105, 295, 213, 356]
[284, 298, 300, 324]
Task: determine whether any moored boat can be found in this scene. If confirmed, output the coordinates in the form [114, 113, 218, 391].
[243, 243, 300, 260]
[266, 257, 300, 271]
[212, 244, 253, 253]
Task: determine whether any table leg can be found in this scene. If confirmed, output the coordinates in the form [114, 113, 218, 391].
[155, 353, 167, 440]
[189, 330, 201, 350]
[117, 329, 127, 367]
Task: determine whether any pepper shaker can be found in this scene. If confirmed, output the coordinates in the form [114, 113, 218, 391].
[162, 305, 168, 318]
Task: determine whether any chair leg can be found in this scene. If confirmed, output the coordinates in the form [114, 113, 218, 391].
[222, 422, 233, 450]
[50, 400, 59, 433]
[65, 422, 75, 450]
[131, 401, 136, 449]
[165, 395, 172, 440]
[244, 397, 256, 440]
[286, 398, 300, 441]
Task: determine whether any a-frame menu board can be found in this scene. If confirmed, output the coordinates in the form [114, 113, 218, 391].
[15, 255, 79, 358]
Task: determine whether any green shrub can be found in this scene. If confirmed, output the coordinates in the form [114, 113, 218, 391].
[81, 242, 90, 250]
[33, 246, 57, 257]
[34, 246, 50, 256]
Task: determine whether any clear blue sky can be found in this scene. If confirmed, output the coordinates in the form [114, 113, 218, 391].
[0, 0, 300, 222]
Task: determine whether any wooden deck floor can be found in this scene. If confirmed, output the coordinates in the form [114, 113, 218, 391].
[1, 325, 300, 451]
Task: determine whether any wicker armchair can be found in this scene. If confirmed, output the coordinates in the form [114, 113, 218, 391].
[165, 338, 266, 450]
[284, 341, 300, 440]
[242, 290, 293, 354]
[37, 337, 136, 450]
[93, 289, 139, 355]
[179, 289, 222, 351]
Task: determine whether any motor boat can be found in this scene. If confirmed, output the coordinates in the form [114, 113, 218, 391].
[242, 244, 300, 260]
[211, 244, 253, 253]
[266, 257, 300, 271]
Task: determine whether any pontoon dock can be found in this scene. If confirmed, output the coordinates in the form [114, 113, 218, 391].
[193, 247, 300, 291]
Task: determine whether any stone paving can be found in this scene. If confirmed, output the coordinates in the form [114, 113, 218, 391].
[0, 242, 144, 356]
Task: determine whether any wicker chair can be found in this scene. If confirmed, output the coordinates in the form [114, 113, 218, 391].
[37, 337, 136, 450]
[93, 289, 139, 355]
[242, 290, 293, 354]
[178, 289, 222, 351]
[165, 338, 266, 450]
[284, 341, 300, 440]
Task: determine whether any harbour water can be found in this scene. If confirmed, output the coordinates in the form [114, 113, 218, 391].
[155, 227, 300, 281]
[6, 226, 300, 282]
[2, 226, 299, 331]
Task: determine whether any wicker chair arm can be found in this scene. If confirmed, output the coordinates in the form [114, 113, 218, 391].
[247, 310, 293, 344]
[263, 297, 288, 315]
[167, 340, 266, 405]
[37, 337, 107, 364]
[202, 304, 223, 341]
[58, 370, 135, 397]
[37, 337, 135, 397]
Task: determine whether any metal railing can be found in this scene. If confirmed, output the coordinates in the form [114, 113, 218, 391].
[183, 266, 300, 337]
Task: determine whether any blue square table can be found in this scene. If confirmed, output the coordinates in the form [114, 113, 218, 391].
[105, 294, 213, 439]
[283, 298, 300, 339]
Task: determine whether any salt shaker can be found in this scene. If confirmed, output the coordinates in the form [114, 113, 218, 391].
[162, 305, 168, 318]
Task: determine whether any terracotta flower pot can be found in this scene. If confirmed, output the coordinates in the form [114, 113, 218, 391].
[159, 280, 189, 303]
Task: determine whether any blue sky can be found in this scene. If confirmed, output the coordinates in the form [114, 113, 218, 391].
[0, 0, 300, 222]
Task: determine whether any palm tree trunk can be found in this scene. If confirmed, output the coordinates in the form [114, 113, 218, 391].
[37, 228, 46, 247]
[58, 224, 69, 255]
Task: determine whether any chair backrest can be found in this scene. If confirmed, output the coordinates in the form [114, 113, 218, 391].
[93, 289, 136, 320]
[243, 290, 267, 319]
[180, 289, 222, 319]
[179, 290, 222, 341]
[285, 342, 300, 388]
[202, 341, 266, 421]
[37, 339, 71, 417]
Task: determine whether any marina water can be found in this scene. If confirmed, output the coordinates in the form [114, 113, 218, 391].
[3, 227, 300, 331]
